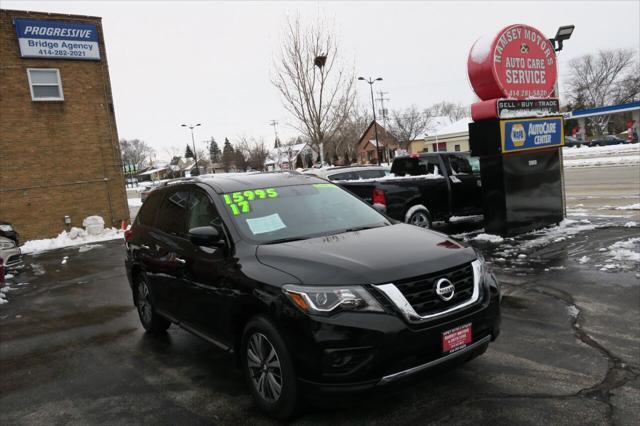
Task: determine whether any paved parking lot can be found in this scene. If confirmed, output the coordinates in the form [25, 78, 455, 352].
[1, 217, 638, 425]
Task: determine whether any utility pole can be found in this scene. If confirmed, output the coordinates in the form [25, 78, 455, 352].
[270, 120, 281, 169]
[377, 91, 391, 159]
[358, 76, 383, 165]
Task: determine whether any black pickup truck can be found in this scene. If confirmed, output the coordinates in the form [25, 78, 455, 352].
[337, 153, 483, 228]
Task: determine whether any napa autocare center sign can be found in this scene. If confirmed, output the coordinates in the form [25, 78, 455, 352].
[500, 117, 564, 153]
[15, 19, 100, 60]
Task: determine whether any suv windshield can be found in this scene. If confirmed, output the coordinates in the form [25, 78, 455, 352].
[222, 183, 390, 243]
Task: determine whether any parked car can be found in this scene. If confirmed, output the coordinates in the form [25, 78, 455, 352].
[589, 135, 627, 146]
[0, 236, 22, 270]
[304, 165, 390, 181]
[337, 153, 483, 228]
[124, 173, 501, 418]
[564, 136, 582, 148]
[0, 221, 19, 246]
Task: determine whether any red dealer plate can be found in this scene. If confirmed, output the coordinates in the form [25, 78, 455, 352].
[442, 323, 473, 354]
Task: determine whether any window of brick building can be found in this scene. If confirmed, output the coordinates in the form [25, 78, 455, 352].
[454, 144, 461, 152]
[27, 69, 64, 101]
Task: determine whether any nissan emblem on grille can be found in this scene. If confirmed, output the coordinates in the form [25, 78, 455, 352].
[435, 278, 455, 301]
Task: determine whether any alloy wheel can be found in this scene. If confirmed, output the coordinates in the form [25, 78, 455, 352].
[247, 332, 283, 402]
[137, 278, 153, 325]
[410, 212, 430, 228]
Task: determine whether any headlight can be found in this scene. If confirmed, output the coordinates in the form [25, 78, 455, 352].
[0, 239, 16, 249]
[0, 224, 13, 232]
[474, 249, 487, 275]
[283, 284, 384, 314]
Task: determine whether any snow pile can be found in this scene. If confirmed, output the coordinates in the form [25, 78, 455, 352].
[518, 219, 598, 251]
[607, 238, 640, 263]
[21, 216, 124, 255]
[473, 233, 504, 244]
[82, 215, 105, 236]
[616, 203, 640, 211]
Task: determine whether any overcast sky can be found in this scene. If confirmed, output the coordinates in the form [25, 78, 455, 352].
[4, 0, 640, 160]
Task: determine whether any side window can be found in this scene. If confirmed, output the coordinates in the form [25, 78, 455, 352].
[419, 157, 441, 175]
[136, 191, 163, 226]
[187, 189, 221, 230]
[156, 189, 189, 236]
[448, 155, 473, 174]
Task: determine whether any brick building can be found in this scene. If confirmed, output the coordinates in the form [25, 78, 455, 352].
[356, 121, 399, 164]
[0, 9, 128, 240]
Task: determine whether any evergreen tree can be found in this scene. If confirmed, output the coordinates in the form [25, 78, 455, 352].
[222, 138, 235, 172]
[208, 137, 221, 163]
[185, 144, 194, 159]
[295, 154, 304, 169]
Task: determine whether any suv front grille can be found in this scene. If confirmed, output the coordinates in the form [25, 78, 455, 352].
[393, 263, 474, 317]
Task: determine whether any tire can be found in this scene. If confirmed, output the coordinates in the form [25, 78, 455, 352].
[134, 273, 170, 333]
[406, 206, 432, 228]
[241, 316, 300, 419]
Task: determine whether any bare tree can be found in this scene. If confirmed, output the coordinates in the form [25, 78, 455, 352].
[566, 49, 639, 134]
[389, 105, 433, 148]
[272, 15, 356, 161]
[164, 145, 182, 160]
[329, 104, 370, 163]
[429, 101, 468, 122]
[119, 139, 155, 168]
[248, 139, 269, 171]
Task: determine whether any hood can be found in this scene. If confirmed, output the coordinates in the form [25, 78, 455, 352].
[256, 224, 477, 285]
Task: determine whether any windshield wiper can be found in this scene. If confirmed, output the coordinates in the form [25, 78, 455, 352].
[342, 224, 388, 233]
[262, 236, 311, 245]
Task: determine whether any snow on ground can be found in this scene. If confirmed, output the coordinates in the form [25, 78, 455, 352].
[563, 155, 640, 168]
[616, 203, 640, 210]
[128, 197, 143, 208]
[562, 143, 639, 158]
[607, 238, 640, 263]
[21, 216, 124, 255]
[562, 143, 640, 168]
[473, 233, 504, 244]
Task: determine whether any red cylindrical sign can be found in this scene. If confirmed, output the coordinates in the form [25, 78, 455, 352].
[468, 24, 557, 100]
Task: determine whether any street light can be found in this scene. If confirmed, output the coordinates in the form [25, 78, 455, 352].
[314, 55, 327, 165]
[549, 25, 575, 52]
[181, 123, 201, 176]
[358, 76, 383, 165]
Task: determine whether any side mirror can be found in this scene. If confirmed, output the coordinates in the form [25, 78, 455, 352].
[189, 226, 225, 247]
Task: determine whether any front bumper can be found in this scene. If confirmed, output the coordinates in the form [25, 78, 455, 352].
[1, 246, 23, 269]
[280, 273, 501, 393]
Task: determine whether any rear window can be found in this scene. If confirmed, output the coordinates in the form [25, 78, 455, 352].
[356, 169, 388, 179]
[391, 157, 441, 176]
[136, 191, 163, 226]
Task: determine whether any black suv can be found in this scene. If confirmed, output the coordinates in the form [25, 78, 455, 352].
[124, 173, 501, 418]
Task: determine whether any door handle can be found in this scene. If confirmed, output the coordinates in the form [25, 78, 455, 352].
[175, 257, 187, 264]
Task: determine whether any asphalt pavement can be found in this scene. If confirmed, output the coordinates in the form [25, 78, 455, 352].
[1, 213, 638, 425]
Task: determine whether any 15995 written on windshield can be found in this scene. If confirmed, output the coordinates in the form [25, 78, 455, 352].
[223, 188, 279, 216]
